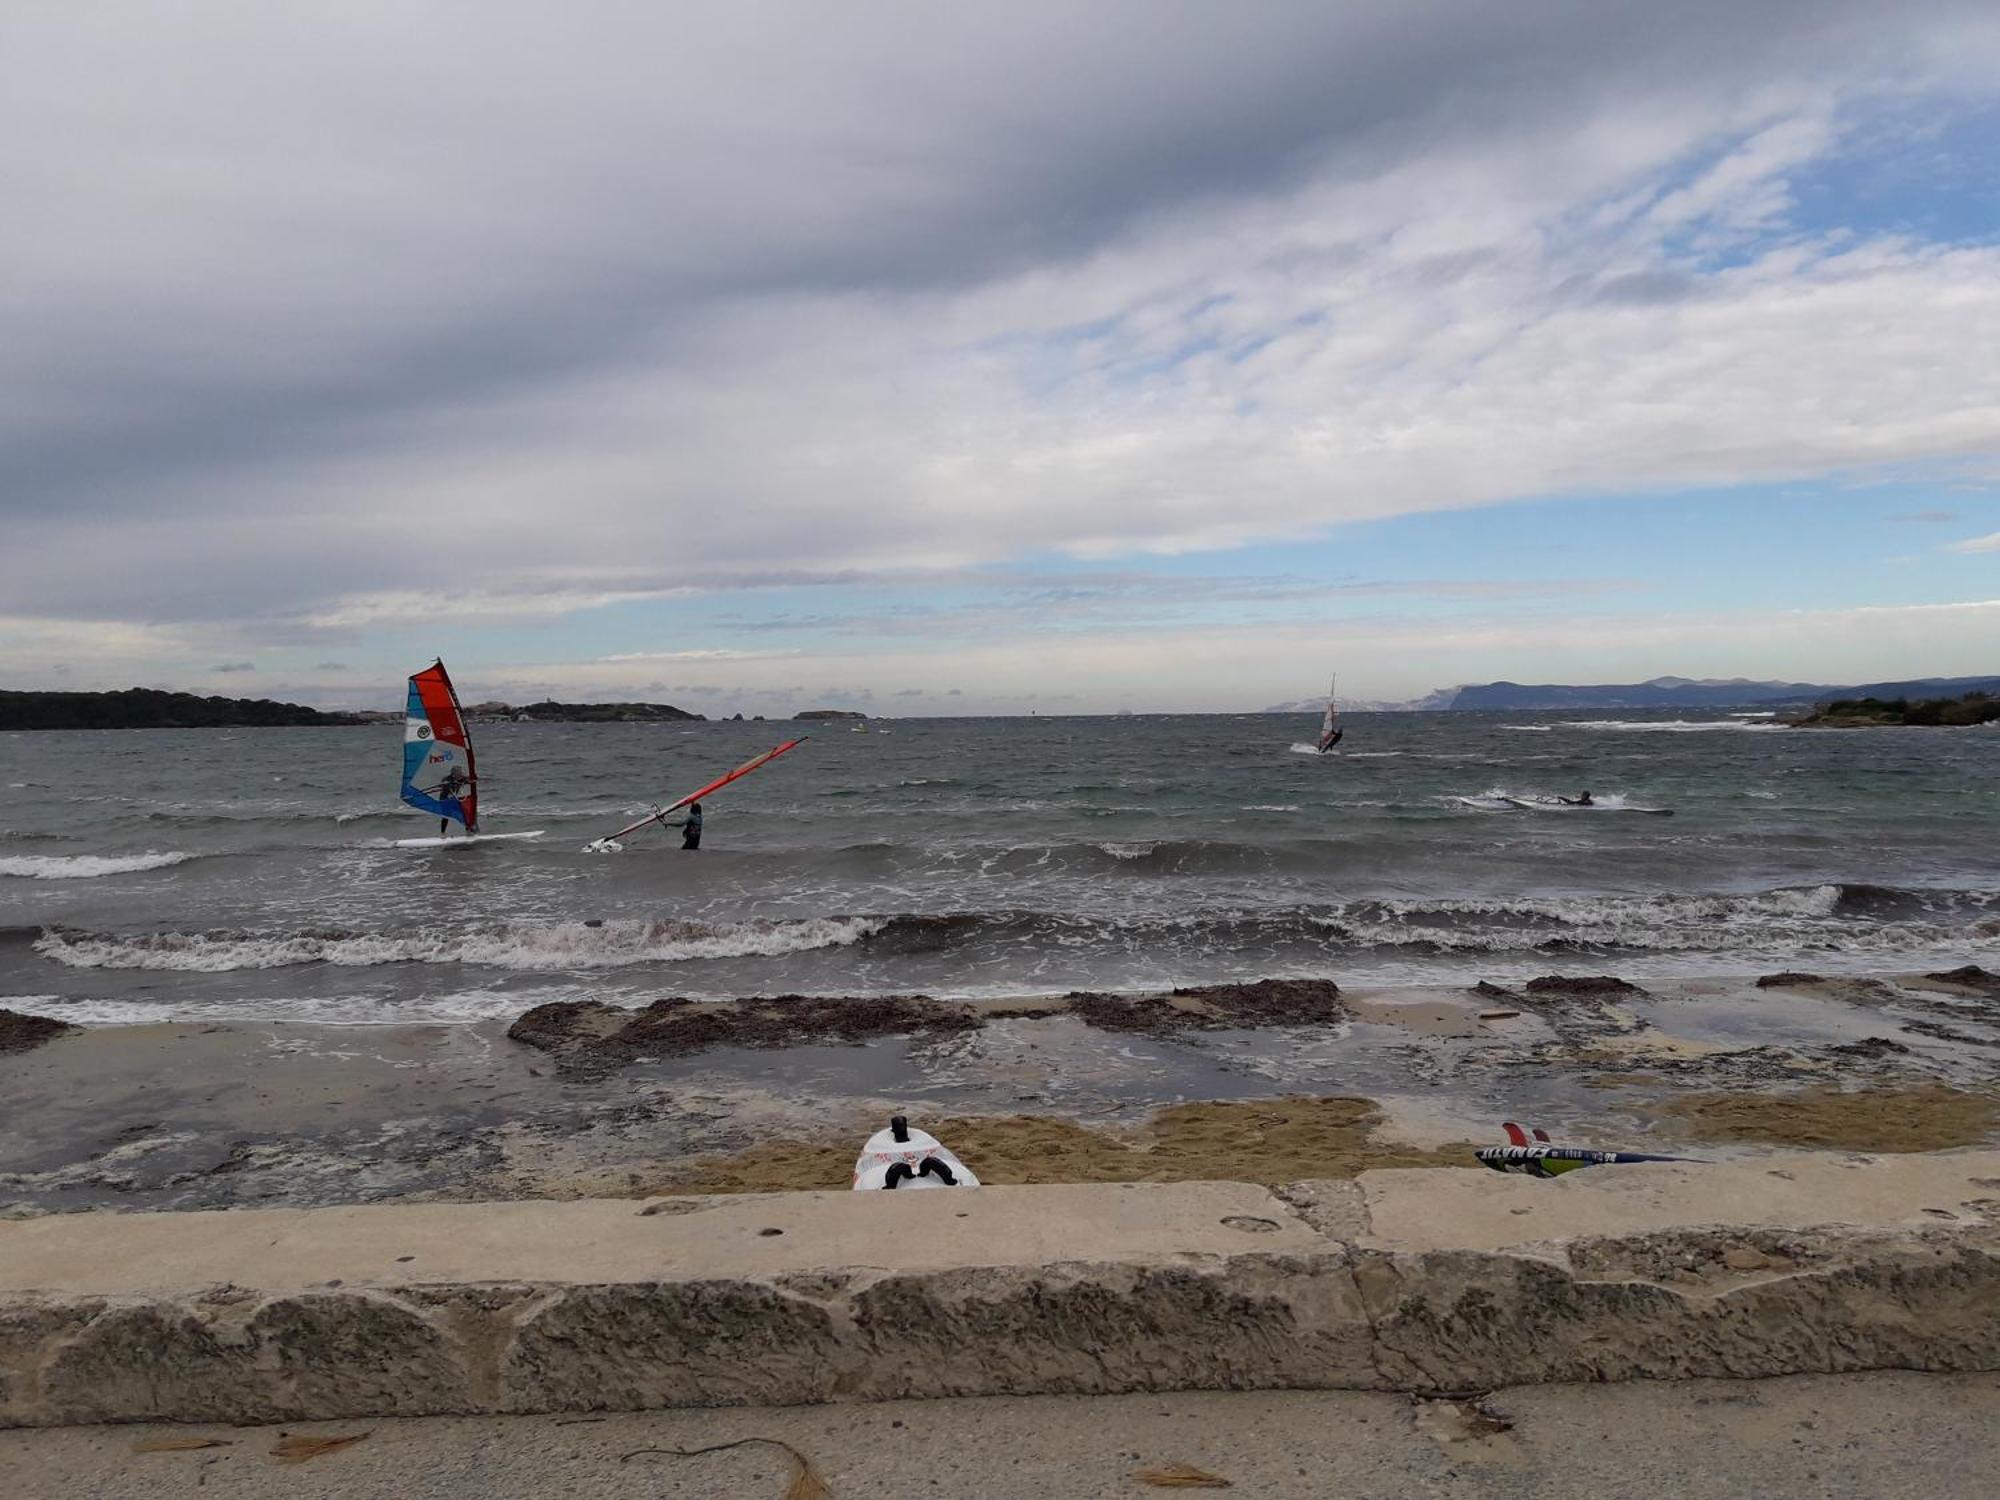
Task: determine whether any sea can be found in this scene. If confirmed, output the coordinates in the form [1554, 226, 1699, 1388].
[3, 711, 1997, 1026]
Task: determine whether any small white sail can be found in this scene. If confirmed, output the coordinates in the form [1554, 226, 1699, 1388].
[1317, 675, 1343, 753]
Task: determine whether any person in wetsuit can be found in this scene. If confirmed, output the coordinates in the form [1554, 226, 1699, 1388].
[435, 765, 472, 835]
[1557, 790, 1594, 807]
[667, 800, 702, 850]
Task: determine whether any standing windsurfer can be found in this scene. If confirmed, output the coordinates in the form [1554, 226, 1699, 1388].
[436, 765, 472, 835]
[666, 801, 703, 850]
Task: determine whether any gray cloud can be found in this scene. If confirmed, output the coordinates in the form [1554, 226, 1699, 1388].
[1890, 509, 1959, 522]
[2, 2, 1998, 678]
[210, 662, 255, 674]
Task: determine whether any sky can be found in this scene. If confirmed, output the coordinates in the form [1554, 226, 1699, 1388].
[3, 2, 1999, 715]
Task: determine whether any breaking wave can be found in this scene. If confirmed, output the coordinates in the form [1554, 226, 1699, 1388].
[1556, 718, 1787, 733]
[35, 915, 883, 972]
[0, 852, 194, 880]
[855, 884, 2000, 961]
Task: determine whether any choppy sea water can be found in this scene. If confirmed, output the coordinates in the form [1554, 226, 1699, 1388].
[3, 712, 1997, 1024]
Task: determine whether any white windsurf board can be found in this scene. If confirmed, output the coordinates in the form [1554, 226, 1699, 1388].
[853, 1116, 979, 1190]
[391, 830, 547, 849]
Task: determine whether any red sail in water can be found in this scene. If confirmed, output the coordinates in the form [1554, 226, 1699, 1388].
[400, 660, 478, 832]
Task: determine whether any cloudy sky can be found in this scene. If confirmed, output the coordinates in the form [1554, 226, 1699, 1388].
[5, 2, 1999, 714]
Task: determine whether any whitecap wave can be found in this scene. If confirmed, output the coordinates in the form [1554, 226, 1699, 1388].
[1556, 718, 1785, 733]
[23, 987, 587, 1026]
[1307, 883, 1983, 957]
[35, 915, 884, 972]
[0, 852, 193, 879]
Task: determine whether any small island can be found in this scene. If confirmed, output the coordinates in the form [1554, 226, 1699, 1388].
[794, 708, 868, 720]
[0, 689, 365, 731]
[1791, 691, 2000, 728]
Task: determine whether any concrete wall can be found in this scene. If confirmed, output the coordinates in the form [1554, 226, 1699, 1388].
[3, 1156, 1997, 1427]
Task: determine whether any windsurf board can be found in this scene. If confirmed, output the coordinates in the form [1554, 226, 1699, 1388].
[391, 830, 546, 849]
[853, 1115, 979, 1190]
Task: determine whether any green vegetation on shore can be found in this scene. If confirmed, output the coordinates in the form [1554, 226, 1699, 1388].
[0, 688, 363, 731]
[1791, 690, 2000, 728]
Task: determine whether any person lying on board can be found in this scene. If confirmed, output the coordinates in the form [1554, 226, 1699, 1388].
[1556, 790, 1594, 807]
[664, 800, 702, 850]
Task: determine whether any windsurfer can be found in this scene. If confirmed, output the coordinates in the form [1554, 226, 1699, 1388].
[436, 765, 472, 835]
[666, 800, 703, 850]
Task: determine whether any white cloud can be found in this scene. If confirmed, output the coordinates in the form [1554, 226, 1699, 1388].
[3, 3, 2000, 702]
[1948, 531, 2000, 553]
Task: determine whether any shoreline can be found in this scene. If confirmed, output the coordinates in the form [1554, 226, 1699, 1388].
[3, 966, 1997, 1215]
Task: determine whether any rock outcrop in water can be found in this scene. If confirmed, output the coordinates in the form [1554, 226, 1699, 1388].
[1063, 979, 1345, 1034]
[1522, 974, 1645, 997]
[1790, 692, 2000, 728]
[507, 980, 1348, 1074]
[507, 995, 978, 1074]
[0, 1008, 77, 1054]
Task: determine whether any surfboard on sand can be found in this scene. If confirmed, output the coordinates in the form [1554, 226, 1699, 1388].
[853, 1116, 980, 1190]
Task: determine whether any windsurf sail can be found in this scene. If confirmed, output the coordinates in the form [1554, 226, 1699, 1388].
[1479, 1121, 1697, 1177]
[1317, 675, 1343, 753]
[399, 660, 477, 833]
[584, 736, 807, 850]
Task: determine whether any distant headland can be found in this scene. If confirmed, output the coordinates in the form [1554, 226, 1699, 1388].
[0, 690, 704, 730]
[1266, 674, 2000, 713]
[460, 699, 703, 724]
[0, 689, 365, 731]
[1790, 691, 2000, 728]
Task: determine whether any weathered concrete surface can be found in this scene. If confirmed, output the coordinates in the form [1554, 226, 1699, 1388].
[2, 1155, 1997, 1427]
[5, 1373, 1998, 1500]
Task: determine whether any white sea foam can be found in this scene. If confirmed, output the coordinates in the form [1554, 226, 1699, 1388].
[1242, 804, 1301, 813]
[1095, 842, 1157, 860]
[0, 852, 193, 879]
[1556, 718, 1785, 733]
[1308, 884, 1979, 957]
[1457, 789, 1665, 814]
[35, 915, 883, 972]
[23, 987, 585, 1026]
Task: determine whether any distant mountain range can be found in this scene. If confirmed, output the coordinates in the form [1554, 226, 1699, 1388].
[1264, 675, 2000, 713]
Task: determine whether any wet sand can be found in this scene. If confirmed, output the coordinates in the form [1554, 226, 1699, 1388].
[3, 968, 1998, 1213]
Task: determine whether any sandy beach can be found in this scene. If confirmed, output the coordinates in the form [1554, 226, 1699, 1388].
[5, 965, 1996, 1215]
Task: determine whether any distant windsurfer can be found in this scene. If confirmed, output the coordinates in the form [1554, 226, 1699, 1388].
[1558, 790, 1594, 807]
[436, 765, 472, 835]
[666, 801, 702, 850]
